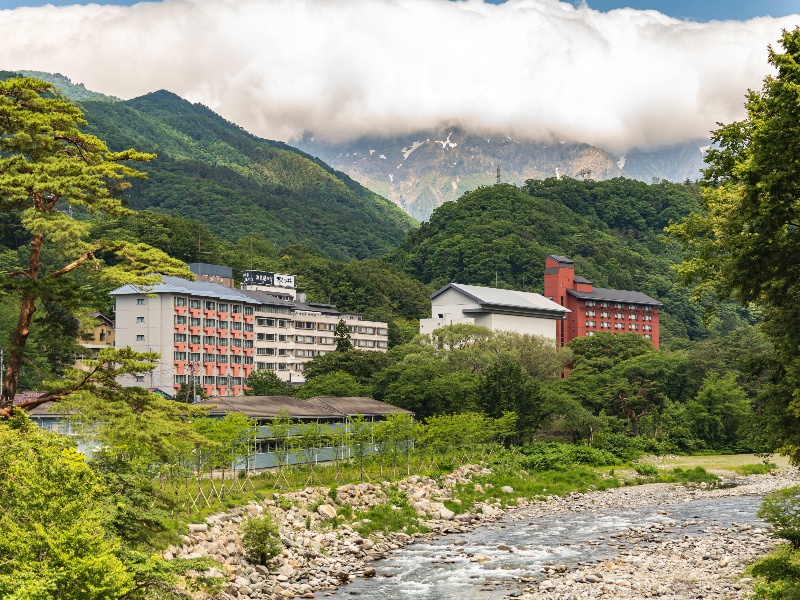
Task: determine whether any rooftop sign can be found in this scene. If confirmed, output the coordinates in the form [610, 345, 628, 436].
[242, 270, 296, 289]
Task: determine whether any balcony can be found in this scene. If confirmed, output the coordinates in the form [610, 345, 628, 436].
[174, 306, 187, 316]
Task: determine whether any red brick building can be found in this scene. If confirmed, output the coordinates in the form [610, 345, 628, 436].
[543, 255, 662, 349]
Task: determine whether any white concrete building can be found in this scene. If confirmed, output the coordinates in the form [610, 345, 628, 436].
[112, 272, 390, 395]
[419, 283, 570, 340]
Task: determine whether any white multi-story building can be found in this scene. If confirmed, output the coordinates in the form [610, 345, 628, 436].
[111, 268, 389, 396]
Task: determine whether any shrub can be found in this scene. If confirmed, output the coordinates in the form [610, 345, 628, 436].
[759, 486, 800, 548]
[736, 463, 778, 475]
[634, 463, 659, 476]
[242, 515, 282, 566]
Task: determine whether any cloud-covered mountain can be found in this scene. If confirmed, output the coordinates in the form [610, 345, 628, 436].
[297, 128, 707, 221]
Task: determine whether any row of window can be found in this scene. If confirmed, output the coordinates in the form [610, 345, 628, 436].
[584, 301, 654, 311]
[255, 362, 289, 371]
[173, 351, 255, 364]
[256, 305, 291, 315]
[174, 375, 244, 385]
[173, 297, 254, 314]
[586, 311, 652, 321]
[587, 322, 652, 332]
[256, 318, 291, 328]
[174, 316, 252, 330]
[173, 333, 254, 347]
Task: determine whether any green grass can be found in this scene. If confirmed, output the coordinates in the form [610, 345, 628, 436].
[734, 462, 778, 475]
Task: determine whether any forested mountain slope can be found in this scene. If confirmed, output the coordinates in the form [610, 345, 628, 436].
[388, 178, 751, 344]
[77, 91, 416, 261]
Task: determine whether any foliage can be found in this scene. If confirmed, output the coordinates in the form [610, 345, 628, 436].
[79, 90, 416, 261]
[760, 486, 800, 548]
[295, 371, 370, 399]
[633, 463, 659, 476]
[333, 318, 353, 352]
[0, 76, 191, 412]
[0, 414, 133, 599]
[749, 544, 800, 600]
[302, 349, 391, 384]
[519, 442, 622, 471]
[245, 369, 291, 396]
[668, 29, 800, 462]
[734, 462, 778, 475]
[353, 487, 428, 537]
[241, 514, 282, 566]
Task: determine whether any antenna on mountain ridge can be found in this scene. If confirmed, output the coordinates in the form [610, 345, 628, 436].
[496, 166, 501, 184]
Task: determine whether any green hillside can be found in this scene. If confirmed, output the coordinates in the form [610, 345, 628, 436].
[388, 178, 752, 344]
[77, 91, 416, 261]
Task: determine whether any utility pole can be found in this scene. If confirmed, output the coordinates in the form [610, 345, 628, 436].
[496, 166, 501, 184]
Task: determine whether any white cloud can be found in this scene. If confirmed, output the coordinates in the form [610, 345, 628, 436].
[0, 0, 797, 152]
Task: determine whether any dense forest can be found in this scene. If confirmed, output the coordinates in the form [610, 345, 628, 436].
[79, 90, 416, 261]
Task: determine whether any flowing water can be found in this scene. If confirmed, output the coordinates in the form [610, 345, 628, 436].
[316, 494, 764, 599]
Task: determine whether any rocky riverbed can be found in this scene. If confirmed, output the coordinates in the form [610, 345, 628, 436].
[170, 467, 798, 599]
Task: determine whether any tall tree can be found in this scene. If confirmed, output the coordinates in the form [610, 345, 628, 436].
[0, 77, 189, 415]
[333, 318, 353, 352]
[668, 28, 800, 460]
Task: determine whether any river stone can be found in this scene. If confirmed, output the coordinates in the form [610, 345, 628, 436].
[317, 504, 337, 520]
[501, 486, 514, 493]
[187, 523, 208, 533]
[364, 566, 376, 577]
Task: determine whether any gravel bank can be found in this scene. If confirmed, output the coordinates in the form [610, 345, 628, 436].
[513, 471, 799, 600]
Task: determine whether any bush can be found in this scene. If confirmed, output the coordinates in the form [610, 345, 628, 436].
[519, 442, 622, 472]
[736, 463, 778, 475]
[749, 545, 800, 600]
[242, 514, 282, 566]
[634, 463, 659, 476]
[660, 467, 719, 485]
[759, 486, 800, 548]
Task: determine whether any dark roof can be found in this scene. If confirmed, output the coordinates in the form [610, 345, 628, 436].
[306, 397, 413, 417]
[573, 276, 593, 284]
[238, 288, 296, 308]
[568, 287, 663, 306]
[197, 396, 412, 419]
[111, 275, 256, 303]
[547, 255, 574, 265]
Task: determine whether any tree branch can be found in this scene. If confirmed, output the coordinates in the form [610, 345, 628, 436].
[48, 250, 97, 279]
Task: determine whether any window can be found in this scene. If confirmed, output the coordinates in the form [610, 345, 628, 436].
[347, 325, 357, 333]
[644, 306, 652, 312]
[244, 356, 254, 365]
[218, 303, 228, 312]
[244, 340, 254, 348]
[257, 348, 274, 356]
[628, 304, 637, 310]
[218, 320, 229, 330]
[296, 349, 314, 357]
[204, 301, 216, 310]
[137, 298, 145, 305]
[585, 321, 596, 328]
[278, 319, 289, 328]
[615, 323, 624, 330]
[629, 314, 638, 321]
[135, 375, 145, 382]
[189, 353, 200, 362]
[600, 302, 609, 308]
[297, 321, 314, 329]
[203, 376, 215, 385]
[232, 321, 242, 330]
[278, 349, 288, 357]
[629, 324, 638, 330]
[174, 297, 186, 307]
[600, 322, 611, 329]
[244, 323, 253, 332]
[175, 315, 187, 325]
[615, 303, 623, 309]
[357, 339, 376, 348]
[256, 362, 276, 370]
[643, 325, 652, 331]
[587, 331, 595, 336]
[217, 355, 228, 364]
[230, 338, 242, 347]
[318, 323, 335, 331]
[189, 299, 200, 309]
[231, 354, 243, 364]
[203, 336, 216, 345]
[174, 375, 187, 384]
[586, 301, 596, 307]
[359, 327, 375, 334]
[257, 318, 275, 327]
[136, 316, 145, 323]
[278, 363, 288, 371]
[295, 335, 314, 343]
[644, 334, 652, 339]
[244, 306, 254, 316]
[189, 317, 201, 326]
[378, 341, 388, 348]
[643, 315, 653, 321]
[174, 351, 187, 361]
[217, 338, 228, 347]
[189, 335, 201, 344]
[204, 318, 216, 327]
[378, 328, 388, 335]
[318, 337, 333, 345]
[600, 312, 610, 318]
[278, 334, 288, 342]
[586, 311, 596, 317]
[257, 333, 275, 341]
[203, 353, 215, 362]
[615, 313, 624, 319]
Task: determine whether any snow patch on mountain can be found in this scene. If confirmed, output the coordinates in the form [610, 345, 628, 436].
[401, 139, 428, 160]
[435, 132, 458, 149]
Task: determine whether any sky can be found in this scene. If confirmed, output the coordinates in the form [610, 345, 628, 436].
[1, 0, 799, 152]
